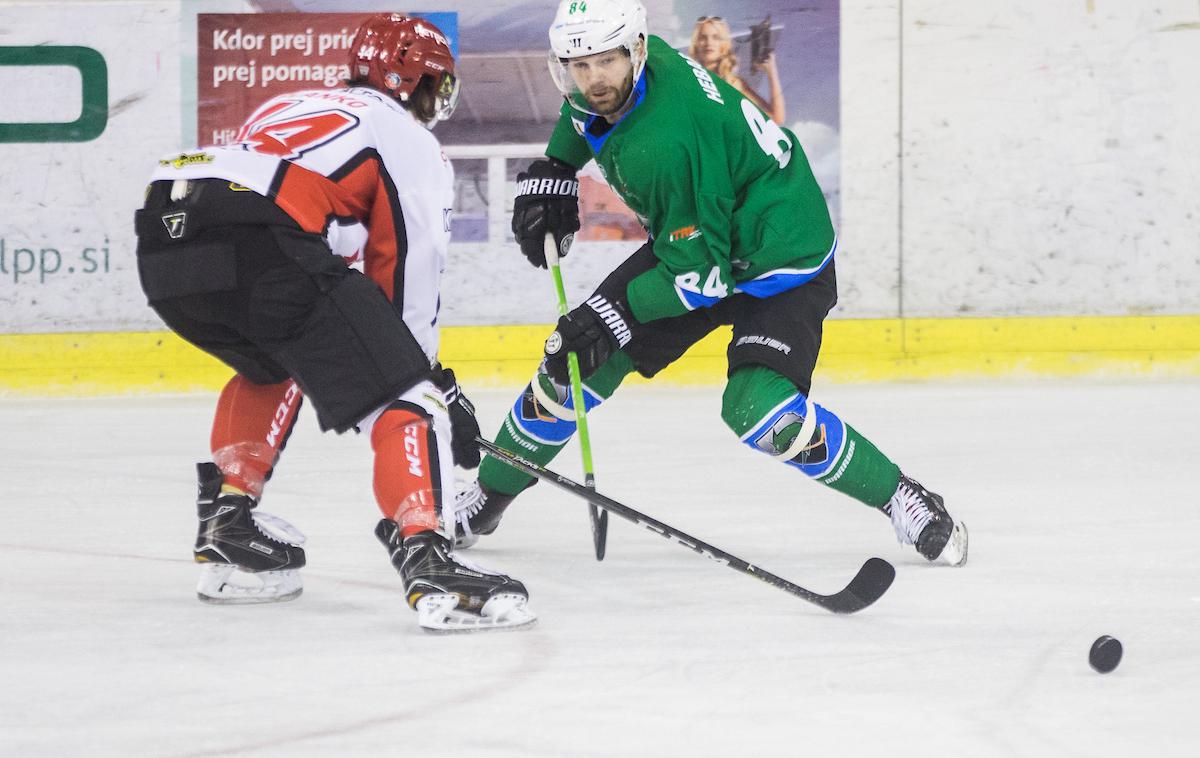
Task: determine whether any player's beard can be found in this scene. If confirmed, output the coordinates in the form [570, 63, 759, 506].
[587, 70, 635, 118]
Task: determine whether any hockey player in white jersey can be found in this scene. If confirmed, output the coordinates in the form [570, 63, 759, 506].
[134, 14, 533, 632]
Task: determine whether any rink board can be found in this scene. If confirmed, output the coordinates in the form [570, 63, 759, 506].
[1, 314, 1198, 396]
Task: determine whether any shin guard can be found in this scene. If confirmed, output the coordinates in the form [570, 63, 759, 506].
[479, 358, 622, 496]
[725, 366, 901, 508]
[742, 394, 901, 507]
[210, 376, 303, 498]
[744, 393, 848, 478]
[371, 405, 443, 539]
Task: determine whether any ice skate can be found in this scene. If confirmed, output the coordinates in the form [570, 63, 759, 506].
[450, 480, 519, 549]
[883, 474, 968, 566]
[376, 519, 535, 633]
[193, 462, 307, 604]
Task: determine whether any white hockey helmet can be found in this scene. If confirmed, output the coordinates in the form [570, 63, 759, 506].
[548, 0, 648, 116]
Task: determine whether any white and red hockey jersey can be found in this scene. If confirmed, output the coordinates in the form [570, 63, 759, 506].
[151, 86, 454, 361]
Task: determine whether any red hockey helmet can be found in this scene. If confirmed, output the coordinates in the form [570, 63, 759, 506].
[348, 14, 459, 125]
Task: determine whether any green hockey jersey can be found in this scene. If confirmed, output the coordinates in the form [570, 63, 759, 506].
[546, 35, 836, 323]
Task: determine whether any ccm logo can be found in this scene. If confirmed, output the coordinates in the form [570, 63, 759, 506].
[266, 382, 303, 447]
[403, 424, 424, 477]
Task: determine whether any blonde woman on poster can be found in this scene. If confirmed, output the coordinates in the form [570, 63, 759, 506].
[690, 15, 786, 124]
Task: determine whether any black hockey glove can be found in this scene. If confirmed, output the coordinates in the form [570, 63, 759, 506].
[512, 158, 580, 268]
[544, 295, 635, 383]
[435, 367, 481, 468]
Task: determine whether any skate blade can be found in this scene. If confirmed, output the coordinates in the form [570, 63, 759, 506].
[196, 563, 303, 605]
[451, 531, 480, 550]
[940, 520, 969, 567]
[415, 592, 537, 634]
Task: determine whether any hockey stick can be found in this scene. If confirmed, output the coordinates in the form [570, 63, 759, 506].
[476, 436, 895, 614]
[545, 233, 608, 561]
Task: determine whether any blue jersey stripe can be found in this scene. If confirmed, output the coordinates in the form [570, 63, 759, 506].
[734, 237, 837, 299]
[675, 286, 722, 311]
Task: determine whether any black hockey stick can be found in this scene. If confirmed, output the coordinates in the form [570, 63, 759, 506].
[476, 437, 895, 614]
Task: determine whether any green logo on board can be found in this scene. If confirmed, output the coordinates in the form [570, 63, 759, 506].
[0, 46, 108, 143]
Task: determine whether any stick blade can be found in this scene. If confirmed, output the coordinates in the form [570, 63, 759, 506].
[590, 505, 608, 561]
[819, 557, 895, 614]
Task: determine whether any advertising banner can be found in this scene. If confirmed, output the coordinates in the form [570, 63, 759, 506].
[196, 12, 458, 147]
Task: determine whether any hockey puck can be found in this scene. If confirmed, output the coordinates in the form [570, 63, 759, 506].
[1088, 635, 1123, 674]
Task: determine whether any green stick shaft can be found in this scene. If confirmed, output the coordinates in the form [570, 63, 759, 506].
[546, 237, 595, 483]
[545, 234, 607, 560]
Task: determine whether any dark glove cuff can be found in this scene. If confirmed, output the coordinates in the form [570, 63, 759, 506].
[582, 293, 635, 350]
[547, 156, 580, 172]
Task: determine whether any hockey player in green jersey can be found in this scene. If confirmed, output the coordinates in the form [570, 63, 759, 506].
[455, 0, 968, 567]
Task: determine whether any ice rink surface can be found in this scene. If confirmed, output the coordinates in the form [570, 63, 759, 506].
[1, 379, 1197, 757]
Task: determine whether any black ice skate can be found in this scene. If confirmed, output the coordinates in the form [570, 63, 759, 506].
[193, 462, 306, 604]
[451, 481, 520, 549]
[883, 474, 968, 567]
[375, 519, 535, 632]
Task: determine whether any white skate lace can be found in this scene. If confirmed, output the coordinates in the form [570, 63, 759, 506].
[455, 483, 486, 520]
[253, 511, 307, 547]
[886, 483, 933, 546]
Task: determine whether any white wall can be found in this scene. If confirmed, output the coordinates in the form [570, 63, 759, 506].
[1, 0, 1197, 333]
[841, 0, 1200, 319]
[0, 1, 184, 333]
